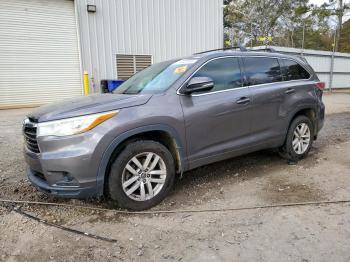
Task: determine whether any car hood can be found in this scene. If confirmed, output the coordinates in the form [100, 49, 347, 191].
[28, 93, 152, 122]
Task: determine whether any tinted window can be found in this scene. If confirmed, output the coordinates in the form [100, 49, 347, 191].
[281, 59, 310, 80]
[243, 57, 282, 85]
[192, 57, 242, 92]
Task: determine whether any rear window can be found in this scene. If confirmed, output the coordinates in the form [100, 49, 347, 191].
[281, 59, 310, 81]
[243, 57, 282, 86]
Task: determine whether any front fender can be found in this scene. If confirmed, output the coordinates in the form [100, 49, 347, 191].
[95, 124, 186, 196]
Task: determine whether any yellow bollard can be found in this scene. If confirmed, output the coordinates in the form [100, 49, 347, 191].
[83, 71, 89, 96]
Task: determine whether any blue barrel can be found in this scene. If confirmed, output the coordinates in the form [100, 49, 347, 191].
[107, 80, 124, 92]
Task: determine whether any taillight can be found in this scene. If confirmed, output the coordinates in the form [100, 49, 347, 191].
[315, 82, 325, 90]
[315, 81, 325, 99]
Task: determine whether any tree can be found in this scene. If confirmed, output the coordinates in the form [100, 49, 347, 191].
[224, 0, 310, 47]
[329, 0, 350, 51]
[223, 0, 342, 51]
[339, 19, 350, 52]
[313, 0, 350, 51]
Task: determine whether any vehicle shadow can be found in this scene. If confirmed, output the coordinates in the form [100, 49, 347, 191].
[165, 149, 287, 206]
[166, 112, 350, 208]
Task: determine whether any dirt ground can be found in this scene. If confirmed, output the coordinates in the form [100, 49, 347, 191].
[1, 92, 350, 262]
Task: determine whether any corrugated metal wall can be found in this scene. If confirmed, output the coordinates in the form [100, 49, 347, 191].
[76, 0, 224, 92]
[0, 0, 82, 108]
[261, 46, 350, 89]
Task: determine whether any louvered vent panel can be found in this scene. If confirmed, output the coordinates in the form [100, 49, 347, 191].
[116, 55, 134, 81]
[135, 55, 152, 72]
[116, 54, 152, 80]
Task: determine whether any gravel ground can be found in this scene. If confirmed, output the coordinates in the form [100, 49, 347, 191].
[0, 92, 350, 261]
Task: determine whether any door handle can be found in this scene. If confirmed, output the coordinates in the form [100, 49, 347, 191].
[236, 97, 250, 104]
[285, 88, 296, 94]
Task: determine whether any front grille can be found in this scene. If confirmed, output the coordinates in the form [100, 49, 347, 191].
[23, 119, 40, 154]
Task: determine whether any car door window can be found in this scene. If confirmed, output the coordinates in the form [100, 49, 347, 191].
[281, 59, 310, 80]
[192, 57, 242, 93]
[243, 57, 282, 86]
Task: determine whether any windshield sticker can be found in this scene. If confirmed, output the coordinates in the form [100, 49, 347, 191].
[174, 65, 188, 74]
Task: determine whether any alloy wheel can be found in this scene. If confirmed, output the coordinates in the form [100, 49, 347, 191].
[292, 123, 311, 154]
[121, 152, 167, 201]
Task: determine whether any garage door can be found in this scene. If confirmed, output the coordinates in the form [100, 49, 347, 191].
[0, 0, 82, 109]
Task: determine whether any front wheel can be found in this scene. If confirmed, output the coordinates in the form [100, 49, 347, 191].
[279, 115, 314, 162]
[108, 140, 175, 210]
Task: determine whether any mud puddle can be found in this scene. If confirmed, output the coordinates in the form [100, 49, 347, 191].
[262, 177, 324, 203]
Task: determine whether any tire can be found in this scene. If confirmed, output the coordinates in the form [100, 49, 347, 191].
[108, 140, 175, 210]
[279, 115, 314, 162]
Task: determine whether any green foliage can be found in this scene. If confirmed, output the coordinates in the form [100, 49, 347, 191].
[223, 0, 348, 52]
[339, 20, 350, 52]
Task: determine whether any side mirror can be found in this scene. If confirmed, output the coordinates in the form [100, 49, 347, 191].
[184, 76, 214, 94]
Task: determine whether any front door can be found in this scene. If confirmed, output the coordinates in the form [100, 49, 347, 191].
[179, 57, 253, 168]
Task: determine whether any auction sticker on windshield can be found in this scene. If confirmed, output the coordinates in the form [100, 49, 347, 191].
[174, 65, 188, 74]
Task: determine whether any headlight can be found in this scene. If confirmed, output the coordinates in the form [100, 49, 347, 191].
[37, 110, 118, 137]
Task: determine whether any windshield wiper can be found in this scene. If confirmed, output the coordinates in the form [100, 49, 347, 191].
[122, 89, 142, 94]
[123, 92, 139, 95]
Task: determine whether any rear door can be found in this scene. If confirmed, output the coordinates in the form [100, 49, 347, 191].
[279, 58, 315, 127]
[242, 56, 285, 143]
[180, 57, 253, 167]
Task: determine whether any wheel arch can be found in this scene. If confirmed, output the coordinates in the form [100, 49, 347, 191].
[96, 125, 186, 197]
[285, 106, 318, 141]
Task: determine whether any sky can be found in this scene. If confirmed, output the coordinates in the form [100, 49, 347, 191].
[309, 0, 328, 5]
[309, 0, 342, 6]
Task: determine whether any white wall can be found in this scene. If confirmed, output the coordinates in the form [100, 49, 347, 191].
[76, 0, 224, 92]
[262, 46, 350, 89]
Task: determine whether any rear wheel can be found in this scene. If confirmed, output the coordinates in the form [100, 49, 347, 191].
[108, 140, 175, 210]
[279, 115, 314, 162]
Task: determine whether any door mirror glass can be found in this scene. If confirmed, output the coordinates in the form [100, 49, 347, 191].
[185, 76, 214, 94]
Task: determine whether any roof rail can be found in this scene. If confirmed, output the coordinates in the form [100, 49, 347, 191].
[249, 47, 277, 53]
[195, 44, 247, 55]
[296, 55, 308, 63]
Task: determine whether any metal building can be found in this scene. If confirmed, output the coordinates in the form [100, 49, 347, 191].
[258, 46, 350, 90]
[0, 0, 224, 109]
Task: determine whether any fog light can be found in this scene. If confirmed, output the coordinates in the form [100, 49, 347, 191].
[49, 172, 79, 187]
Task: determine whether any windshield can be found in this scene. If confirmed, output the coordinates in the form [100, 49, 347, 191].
[113, 58, 197, 94]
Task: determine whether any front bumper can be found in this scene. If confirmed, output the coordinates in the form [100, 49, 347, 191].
[24, 131, 105, 199]
[27, 167, 96, 198]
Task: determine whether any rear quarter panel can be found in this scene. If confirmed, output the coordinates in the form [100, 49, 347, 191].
[280, 80, 319, 134]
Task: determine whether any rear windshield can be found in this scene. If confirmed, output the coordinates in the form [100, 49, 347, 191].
[113, 59, 197, 94]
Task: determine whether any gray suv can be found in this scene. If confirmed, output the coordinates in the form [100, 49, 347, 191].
[23, 49, 325, 210]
